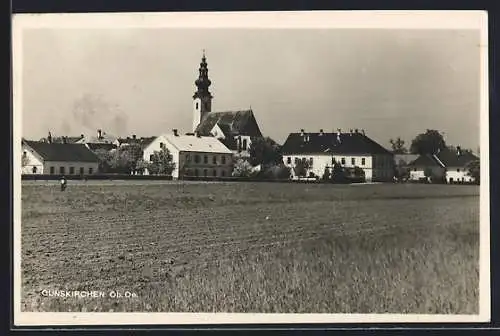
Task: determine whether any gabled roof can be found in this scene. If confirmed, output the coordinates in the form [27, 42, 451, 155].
[394, 154, 419, 165]
[408, 154, 443, 168]
[23, 140, 99, 163]
[281, 132, 392, 156]
[161, 134, 233, 154]
[86, 143, 117, 151]
[117, 136, 157, 149]
[436, 148, 479, 167]
[195, 109, 263, 137]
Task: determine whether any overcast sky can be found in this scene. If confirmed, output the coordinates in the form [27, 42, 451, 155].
[21, 28, 481, 151]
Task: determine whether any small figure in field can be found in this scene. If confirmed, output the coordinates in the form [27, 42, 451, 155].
[60, 175, 67, 191]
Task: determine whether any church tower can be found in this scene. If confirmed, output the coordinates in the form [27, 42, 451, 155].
[192, 50, 213, 132]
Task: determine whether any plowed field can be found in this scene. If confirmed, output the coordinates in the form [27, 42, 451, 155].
[20, 181, 480, 313]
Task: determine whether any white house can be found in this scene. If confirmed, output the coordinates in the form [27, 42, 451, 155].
[281, 129, 394, 182]
[142, 129, 234, 179]
[190, 52, 264, 159]
[22, 139, 99, 175]
[408, 147, 479, 183]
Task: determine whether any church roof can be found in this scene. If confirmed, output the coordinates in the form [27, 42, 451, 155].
[195, 109, 263, 137]
[281, 131, 392, 156]
[23, 140, 99, 163]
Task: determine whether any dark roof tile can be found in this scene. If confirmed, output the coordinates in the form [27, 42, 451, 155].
[24, 140, 99, 162]
[196, 109, 263, 137]
[281, 132, 392, 155]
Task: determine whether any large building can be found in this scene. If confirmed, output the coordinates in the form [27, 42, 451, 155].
[281, 129, 394, 182]
[142, 129, 234, 179]
[191, 52, 264, 159]
[22, 139, 99, 175]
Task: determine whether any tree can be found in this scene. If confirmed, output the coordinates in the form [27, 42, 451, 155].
[232, 159, 254, 178]
[330, 161, 348, 183]
[410, 129, 446, 155]
[389, 137, 408, 154]
[466, 160, 480, 184]
[135, 158, 148, 175]
[109, 144, 143, 174]
[394, 159, 410, 182]
[321, 166, 331, 181]
[248, 136, 283, 167]
[93, 149, 113, 173]
[293, 159, 310, 178]
[147, 147, 176, 176]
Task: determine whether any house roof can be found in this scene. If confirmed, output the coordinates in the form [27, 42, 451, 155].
[117, 136, 157, 149]
[280, 132, 392, 156]
[23, 140, 99, 162]
[408, 149, 479, 169]
[162, 134, 233, 154]
[408, 154, 443, 168]
[394, 154, 420, 165]
[195, 109, 263, 137]
[86, 143, 117, 151]
[435, 148, 479, 167]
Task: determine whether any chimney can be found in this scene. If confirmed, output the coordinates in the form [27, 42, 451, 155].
[80, 134, 84, 138]
[350, 129, 353, 136]
[97, 129, 102, 139]
[132, 134, 136, 140]
[457, 146, 462, 156]
[173, 129, 179, 136]
[300, 129, 305, 136]
[361, 129, 365, 135]
[62, 136, 67, 144]
[355, 129, 359, 133]
[319, 129, 324, 136]
[47, 131, 52, 144]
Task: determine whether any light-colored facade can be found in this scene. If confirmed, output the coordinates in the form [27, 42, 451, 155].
[409, 166, 445, 181]
[22, 141, 99, 175]
[283, 153, 393, 182]
[143, 132, 234, 179]
[445, 167, 474, 183]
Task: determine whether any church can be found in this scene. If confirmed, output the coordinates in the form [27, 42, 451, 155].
[191, 52, 264, 159]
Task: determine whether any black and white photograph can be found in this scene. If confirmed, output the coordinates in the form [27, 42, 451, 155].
[13, 11, 489, 326]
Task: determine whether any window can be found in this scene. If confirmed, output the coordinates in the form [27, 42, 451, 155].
[221, 170, 226, 177]
[150, 154, 154, 161]
[194, 155, 200, 163]
[213, 169, 217, 177]
[362, 158, 366, 165]
[69, 167, 75, 175]
[204, 155, 208, 164]
[23, 151, 27, 157]
[213, 156, 217, 164]
[60, 166, 65, 174]
[287, 157, 291, 164]
[242, 139, 247, 150]
[295, 158, 299, 164]
[351, 158, 355, 165]
[341, 158, 346, 165]
[203, 169, 208, 177]
[80, 167, 84, 175]
[309, 157, 313, 166]
[221, 156, 226, 164]
[186, 154, 191, 162]
[89, 167, 93, 174]
[32, 166, 37, 174]
[195, 169, 199, 177]
[50, 167, 55, 174]
[160, 142, 164, 149]
[414, 168, 417, 172]
[332, 157, 336, 165]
